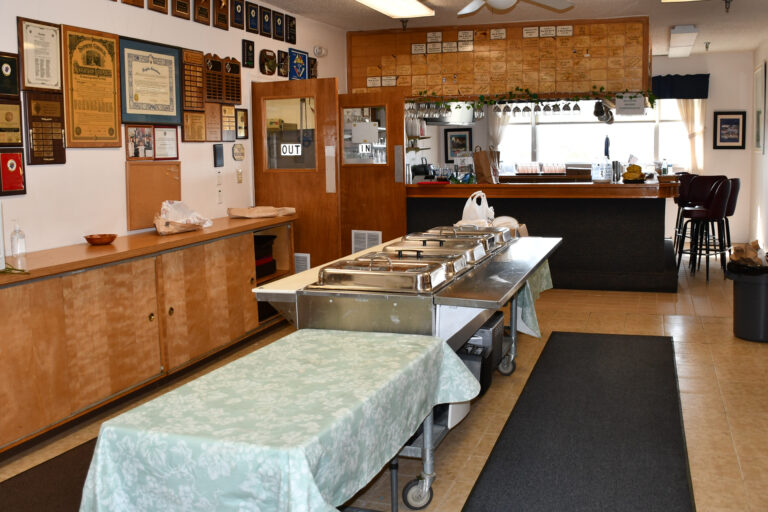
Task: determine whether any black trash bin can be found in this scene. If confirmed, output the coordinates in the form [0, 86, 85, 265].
[726, 262, 768, 342]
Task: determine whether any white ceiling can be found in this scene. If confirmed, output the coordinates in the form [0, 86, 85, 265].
[274, 0, 768, 56]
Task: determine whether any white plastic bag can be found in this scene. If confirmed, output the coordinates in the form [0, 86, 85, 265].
[461, 191, 495, 223]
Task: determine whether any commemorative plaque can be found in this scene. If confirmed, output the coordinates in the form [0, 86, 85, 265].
[182, 49, 205, 111]
[0, 149, 26, 196]
[221, 104, 236, 142]
[0, 53, 19, 97]
[194, 0, 211, 25]
[242, 39, 255, 68]
[23, 91, 66, 164]
[214, 0, 229, 30]
[172, 0, 191, 19]
[259, 6, 272, 38]
[245, 2, 259, 34]
[277, 50, 288, 77]
[204, 53, 224, 102]
[17, 18, 62, 91]
[122, 0, 144, 6]
[148, 0, 169, 14]
[205, 101, 222, 141]
[0, 99, 22, 147]
[273, 11, 284, 41]
[231, 0, 245, 29]
[182, 111, 206, 141]
[285, 15, 297, 45]
[235, 108, 248, 139]
[223, 57, 241, 104]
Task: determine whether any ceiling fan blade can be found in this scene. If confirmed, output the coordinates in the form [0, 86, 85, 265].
[458, 0, 486, 15]
[486, 0, 520, 9]
[528, 0, 574, 10]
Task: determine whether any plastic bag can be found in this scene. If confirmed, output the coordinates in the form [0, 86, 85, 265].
[154, 200, 212, 235]
[461, 190, 495, 223]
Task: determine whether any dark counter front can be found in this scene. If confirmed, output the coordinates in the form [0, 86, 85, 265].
[406, 184, 678, 293]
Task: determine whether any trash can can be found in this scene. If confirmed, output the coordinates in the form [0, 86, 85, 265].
[726, 262, 768, 342]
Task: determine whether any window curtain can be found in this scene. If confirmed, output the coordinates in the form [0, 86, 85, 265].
[488, 110, 510, 149]
[677, 98, 706, 172]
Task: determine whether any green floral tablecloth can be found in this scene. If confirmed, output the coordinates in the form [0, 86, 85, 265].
[80, 329, 479, 512]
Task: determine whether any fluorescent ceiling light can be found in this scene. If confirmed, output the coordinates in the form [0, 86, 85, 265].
[355, 0, 435, 18]
[668, 24, 697, 58]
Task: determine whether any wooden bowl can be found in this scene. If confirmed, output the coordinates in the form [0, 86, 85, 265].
[85, 234, 117, 246]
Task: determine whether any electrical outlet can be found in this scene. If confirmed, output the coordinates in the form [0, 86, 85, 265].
[236, 168, 243, 184]
[216, 169, 223, 185]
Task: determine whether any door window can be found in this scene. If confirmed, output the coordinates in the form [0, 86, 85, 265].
[265, 97, 316, 170]
[342, 106, 387, 164]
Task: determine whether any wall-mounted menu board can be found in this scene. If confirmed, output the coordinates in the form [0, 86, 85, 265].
[347, 17, 650, 98]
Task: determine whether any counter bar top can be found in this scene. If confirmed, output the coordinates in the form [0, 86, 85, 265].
[406, 182, 678, 199]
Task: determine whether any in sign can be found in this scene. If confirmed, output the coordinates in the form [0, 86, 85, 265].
[359, 143, 372, 154]
[281, 143, 302, 156]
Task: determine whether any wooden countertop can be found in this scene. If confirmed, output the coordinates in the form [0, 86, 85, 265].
[1, 215, 297, 287]
[406, 182, 678, 199]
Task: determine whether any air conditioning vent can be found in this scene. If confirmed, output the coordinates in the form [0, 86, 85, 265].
[352, 230, 382, 253]
[294, 253, 310, 273]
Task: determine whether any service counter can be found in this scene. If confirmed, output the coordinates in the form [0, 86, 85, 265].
[406, 182, 678, 292]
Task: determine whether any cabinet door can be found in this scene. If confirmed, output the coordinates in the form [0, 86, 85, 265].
[159, 233, 258, 371]
[61, 257, 163, 411]
[0, 279, 70, 448]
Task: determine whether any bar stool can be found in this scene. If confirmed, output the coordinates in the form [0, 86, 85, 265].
[673, 173, 697, 252]
[677, 177, 731, 281]
[723, 178, 741, 255]
[674, 175, 727, 254]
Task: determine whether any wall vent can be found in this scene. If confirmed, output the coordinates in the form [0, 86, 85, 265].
[352, 230, 382, 253]
[294, 253, 310, 273]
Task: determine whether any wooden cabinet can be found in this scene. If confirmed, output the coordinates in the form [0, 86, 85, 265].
[158, 233, 260, 371]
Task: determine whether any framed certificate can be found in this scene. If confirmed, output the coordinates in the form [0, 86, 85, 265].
[0, 53, 20, 97]
[214, 0, 229, 30]
[172, 0, 191, 19]
[120, 37, 182, 125]
[194, 0, 211, 25]
[148, 0, 169, 14]
[259, 6, 272, 38]
[245, 2, 259, 34]
[22, 91, 66, 165]
[62, 25, 121, 148]
[0, 149, 26, 196]
[231, 0, 245, 29]
[182, 111, 206, 141]
[0, 100, 23, 147]
[17, 18, 61, 91]
[125, 124, 155, 160]
[153, 125, 179, 160]
[272, 11, 284, 41]
[235, 107, 248, 139]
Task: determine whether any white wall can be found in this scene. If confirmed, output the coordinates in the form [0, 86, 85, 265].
[753, 41, 768, 248]
[653, 52, 754, 243]
[0, 0, 346, 253]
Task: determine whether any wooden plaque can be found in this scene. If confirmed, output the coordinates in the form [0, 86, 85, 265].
[245, 2, 259, 34]
[272, 11, 284, 41]
[122, 0, 145, 6]
[204, 53, 224, 102]
[182, 49, 205, 111]
[126, 160, 181, 230]
[172, 0, 191, 19]
[0, 99, 22, 147]
[259, 6, 272, 38]
[22, 91, 66, 165]
[0, 149, 26, 196]
[214, 0, 229, 30]
[0, 52, 20, 97]
[194, 0, 211, 25]
[223, 57, 241, 104]
[148, 0, 169, 14]
[285, 15, 297, 45]
[205, 101, 222, 141]
[17, 18, 62, 92]
[231, 0, 245, 29]
[182, 110, 206, 141]
[221, 104, 236, 142]
[242, 39, 255, 68]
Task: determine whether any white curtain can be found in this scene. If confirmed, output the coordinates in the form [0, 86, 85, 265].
[488, 110, 510, 149]
[677, 98, 706, 172]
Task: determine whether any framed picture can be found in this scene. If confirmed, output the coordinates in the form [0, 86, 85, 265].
[125, 124, 155, 160]
[148, 0, 168, 14]
[153, 125, 179, 160]
[273, 11, 284, 41]
[236, 107, 248, 139]
[444, 128, 472, 162]
[62, 25, 121, 148]
[0, 149, 27, 196]
[259, 6, 272, 38]
[120, 38, 182, 125]
[17, 18, 61, 92]
[231, 0, 245, 29]
[288, 48, 308, 80]
[755, 62, 766, 154]
[713, 111, 746, 150]
[0, 99, 23, 147]
[245, 2, 259, 34]
[171, 0, 191, 19]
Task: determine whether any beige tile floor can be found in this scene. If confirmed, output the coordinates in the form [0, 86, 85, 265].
[2, 259, 767, 512]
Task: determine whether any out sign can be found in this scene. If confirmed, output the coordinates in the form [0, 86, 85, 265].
[358, 143, 372, 154]
[281, 143, 302, 156]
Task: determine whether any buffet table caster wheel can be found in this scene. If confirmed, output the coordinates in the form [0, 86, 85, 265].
[498, 355, 516, 376]
[402, 479, 433, 510]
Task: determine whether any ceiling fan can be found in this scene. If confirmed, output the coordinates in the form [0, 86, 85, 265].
[458, 0, 574, 15]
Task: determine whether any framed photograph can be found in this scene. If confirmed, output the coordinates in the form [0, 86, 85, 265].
[17, 18, 61, 92]
[62, 25, 121, 148]
[148, 0, 168, 13]
[213, 0, 229, 30]
[231, 0, 245, 29]
[288, 48, 308, 80]
[0, 52, 20, 97]
[172, 0, 191, 19]
[259, 6, 272, 38]
[125, 124, 155, 160]
[194, 0, 211, 25]
[713, 111, 746, 150]
[0, 99, 23, 147]
[0, 149, 27, 196]
[245, 2, 259, 34]
[285, 14, 297, 44]
[755, 62, 766, 154]
[444, 128, 472, 162]
[153, 125, 179, 160]
[236, 107, 248, 139]
[120, 37, 182, 125]
[272, 11, 284, 41]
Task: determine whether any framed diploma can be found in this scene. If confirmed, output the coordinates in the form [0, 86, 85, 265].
[0, 149, 26, 196]
[17, 18, 62, 92]
[125, 124, 155, 160]
[0, 100, 23, 147]
[62, 25, 121, 148]
[172, 0, 191, 19]
[122, 0, 145, 6]
[245, 2, 259, 34]
[194, 0, 211, 25]
[148, 0, 169, 14]
[214, 0, 229, 30]
[272, 11, 284, 41]
[119, 38, 182, 125]
[205, 101, 222, 141]
[153, 125, 179, 160]
[231, 0, 244, 29]
[235, 107, 248, 139]
[259, 6, 272, 38]
[22, 91, 66, 165]
[0, 53, 20, 98]
[182, 111, 205, 141]
[285, 15, 297, 45]
[221, 104, 236, 142]
[182, 49, 205, 111]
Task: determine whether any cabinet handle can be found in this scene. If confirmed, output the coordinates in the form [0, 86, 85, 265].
[148, 312, 155, 322]
[168, 307, 175, 316]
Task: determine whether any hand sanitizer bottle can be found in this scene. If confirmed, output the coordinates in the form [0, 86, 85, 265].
[10, 221, 26, 257]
